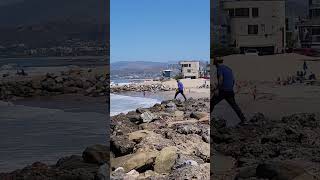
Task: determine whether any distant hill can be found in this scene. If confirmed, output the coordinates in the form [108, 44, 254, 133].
[111, 61, 169, 72]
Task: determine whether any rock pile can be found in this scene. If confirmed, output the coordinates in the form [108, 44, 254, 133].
[110, 98, 210, 179]
[0, 144, 109, 180]
[0, 68, 108, 100]
[212, 113, 320, 179]
[111, 83, 173, 93]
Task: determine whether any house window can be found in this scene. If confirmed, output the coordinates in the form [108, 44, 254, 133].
[312, 27, 320, 35]
[248, 25, 258, 35]
[228, 9, 235, 17]
[252, 8, 259, 17]
[235, 8, 249, 17]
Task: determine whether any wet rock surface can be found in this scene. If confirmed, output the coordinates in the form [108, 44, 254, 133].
[110, 98, 210, 179]
[0, 145, 109, 180]
[212, 112, 320, 179]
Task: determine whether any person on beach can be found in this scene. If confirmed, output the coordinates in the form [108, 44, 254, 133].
[174, 79, 187, 101]
[211, 58, 247, 125]
[303, 60, 308, 75]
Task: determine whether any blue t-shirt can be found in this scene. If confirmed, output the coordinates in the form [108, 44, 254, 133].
[177, 81, 184, 91]
[217, 65, 234, 91]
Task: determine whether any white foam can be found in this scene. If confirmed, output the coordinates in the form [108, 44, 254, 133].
[110, 94, 160, 116]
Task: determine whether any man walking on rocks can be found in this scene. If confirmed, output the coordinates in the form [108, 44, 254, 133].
[211, 58, 247, 125]
[174, 79, 187, 101]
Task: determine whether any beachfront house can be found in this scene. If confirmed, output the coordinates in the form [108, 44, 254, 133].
[179, 61, 200, 79]
[162, 69, 172, 78]
[296, 0, 320, 49]
[222, 0, 286, 54]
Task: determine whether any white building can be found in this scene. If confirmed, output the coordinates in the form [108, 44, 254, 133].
[179, 61, 200, 79]
[222, 0, 286, 54]
[297, 0, 320, 49]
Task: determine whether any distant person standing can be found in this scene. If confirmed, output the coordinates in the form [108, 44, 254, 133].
[211, 58, 247, 125]
[303, 60, 308, 75]
[174, 79, 187, 101]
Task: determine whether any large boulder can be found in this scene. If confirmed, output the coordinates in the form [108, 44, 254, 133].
[140, 111, 157, 123]
[190, 112, 208, 120]
[154, 146, 178, 173]
[82, 144, 109, 164]
[110, 135, 135, 156]
[134, 132, 174, 152]
[111, 150, 159, 173]
[256, 161, 308, 180]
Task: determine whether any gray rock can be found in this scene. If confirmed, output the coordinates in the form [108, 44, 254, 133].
[140, 111, 157, 123]
[82, 144, 109, 164]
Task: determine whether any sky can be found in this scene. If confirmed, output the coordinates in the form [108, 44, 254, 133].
[111, 0, 210, 63]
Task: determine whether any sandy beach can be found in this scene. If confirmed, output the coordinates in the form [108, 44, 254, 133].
[211, 53, 320, 125]
[212, 53, 320, 179]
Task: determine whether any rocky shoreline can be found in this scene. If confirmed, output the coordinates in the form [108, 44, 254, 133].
[110, 98, 210, 179]
[212, 113, 320, 179]
[0, 67, 108, 100]
[0, 144, 109, 180]
[110, 83, 173, 93]
[1, 94, 319, 179]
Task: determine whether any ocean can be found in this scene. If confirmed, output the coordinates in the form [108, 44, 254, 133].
[0, 95, 107, 172]
[110, 94, 160, 116]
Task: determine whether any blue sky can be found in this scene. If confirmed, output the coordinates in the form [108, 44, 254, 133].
[111, 0, 209, 63]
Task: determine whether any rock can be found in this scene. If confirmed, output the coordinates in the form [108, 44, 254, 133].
[154, 146, 178, 173]
[250, 112, 266, 123]
[256, 161, 307, 180]
[169, 163, 210, 179]
[96, 163, 109, 180]
[124, 169, 140, 180]
[140, 111, 157, 123]
[128, 130, 154, 142]
[176, 124, 202, 135]
[41, 78, 63, 92]
[165, 102, 177, 112]
[194, 141, 210, 162]
[111, 150, 159, 173]
[211, 152, 236, 174]
[111, 135, 135, 156]
[282, 113, 318, 128]
[136, 108, 146, 114]
[167, 133, 209, 161]
[174, 110, 184, 120]
[111, 167, 126, 180]
[190, 112, 208, 120]
[82, 144, 109, 164]
[173, 154, 204, 169]
[56, 155, 98, 170]
[134, 132, 174, 152]
[213, 118, 227, 129]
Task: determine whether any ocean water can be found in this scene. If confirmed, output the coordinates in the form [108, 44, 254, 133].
[110, 94, 160, 116]
[0, 95, 107, 172]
